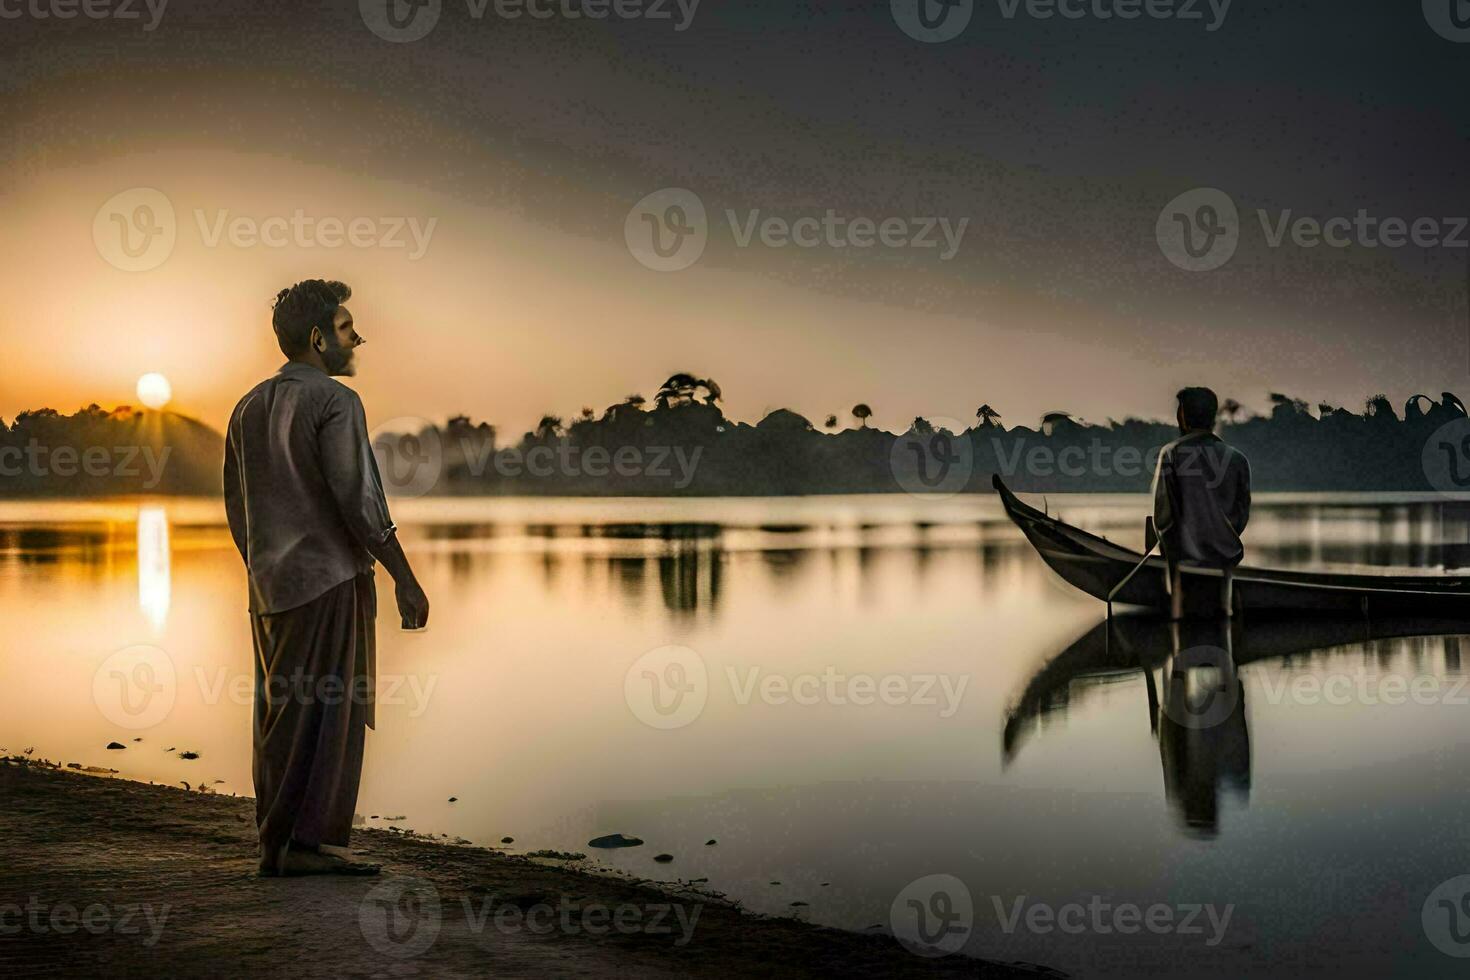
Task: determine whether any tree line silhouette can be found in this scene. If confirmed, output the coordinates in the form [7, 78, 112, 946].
[377, 376, 1470, 496]
[3, 380, 1468, 497]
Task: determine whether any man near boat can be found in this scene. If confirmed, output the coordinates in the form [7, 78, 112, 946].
[1151, 386, 1252, 619]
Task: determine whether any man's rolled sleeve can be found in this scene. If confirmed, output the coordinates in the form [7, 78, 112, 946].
[318, 389, 397, 551]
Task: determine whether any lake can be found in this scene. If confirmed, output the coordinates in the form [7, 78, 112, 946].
[2, 492, 1468, 977]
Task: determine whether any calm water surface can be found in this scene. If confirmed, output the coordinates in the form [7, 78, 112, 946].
[2, 493, 1469, 978]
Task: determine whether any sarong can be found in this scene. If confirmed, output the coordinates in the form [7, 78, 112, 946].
[250, 572, 376, 875]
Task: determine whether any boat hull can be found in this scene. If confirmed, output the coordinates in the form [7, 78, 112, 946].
[993, 475, 1470, 617]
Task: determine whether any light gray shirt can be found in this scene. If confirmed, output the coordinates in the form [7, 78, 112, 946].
[224, 363, 396, 614]
[1151, 432, 1251, 568]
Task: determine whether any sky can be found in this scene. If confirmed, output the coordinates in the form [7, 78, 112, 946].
[0, 0, 1466, 436]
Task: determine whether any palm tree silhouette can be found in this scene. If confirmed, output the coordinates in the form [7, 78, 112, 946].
[976, 404, 1002, 428]
[852, 403, 872, 429]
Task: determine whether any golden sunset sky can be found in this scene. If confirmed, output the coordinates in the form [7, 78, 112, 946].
[2, 3, 1465, 437]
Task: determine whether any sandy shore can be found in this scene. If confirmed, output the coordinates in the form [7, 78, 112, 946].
[0, 761, 1058, 978]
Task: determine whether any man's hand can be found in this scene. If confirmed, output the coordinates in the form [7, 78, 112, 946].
[396, 577, 430, 630]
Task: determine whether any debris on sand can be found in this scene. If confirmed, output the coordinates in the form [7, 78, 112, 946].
[449, 797, 458, 803]
[178, 751, 200, 760]
[790, 901, 808, 907]
[587, 834, 644, 849]
[500, 836, 514, 844]
[526, 850, 586, 861]
[106, 742, 126, 750]
[654, 854, 674, 863]
[705, 839, 717, 846]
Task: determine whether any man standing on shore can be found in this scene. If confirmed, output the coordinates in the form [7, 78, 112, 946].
[1151, 386, 1251, 619]
[224, 279, 430, 876]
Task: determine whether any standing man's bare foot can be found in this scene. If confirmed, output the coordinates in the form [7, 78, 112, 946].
[261, 843, 382, 877]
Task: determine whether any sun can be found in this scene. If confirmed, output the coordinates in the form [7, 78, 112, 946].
[136, 372, 173, 411]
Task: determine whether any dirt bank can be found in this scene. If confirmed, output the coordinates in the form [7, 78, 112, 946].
[0, 762, 1059, 978]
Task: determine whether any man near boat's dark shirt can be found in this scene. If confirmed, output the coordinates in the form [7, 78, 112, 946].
[1151, 386, 1251, 617]
[223, 279, 429, 877]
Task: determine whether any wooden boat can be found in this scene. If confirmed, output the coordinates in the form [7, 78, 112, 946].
[993, 475, 1470, 617]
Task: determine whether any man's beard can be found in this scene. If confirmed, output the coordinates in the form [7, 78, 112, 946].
[320, 331, 354, 375]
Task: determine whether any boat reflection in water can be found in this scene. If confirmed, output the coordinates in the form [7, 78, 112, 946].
[1003, 613, 1470, 838]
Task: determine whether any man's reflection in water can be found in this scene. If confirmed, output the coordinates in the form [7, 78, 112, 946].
[1146, 619, 1251, 838]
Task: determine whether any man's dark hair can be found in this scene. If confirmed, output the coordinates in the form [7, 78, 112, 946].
[1176, 386, 1219, 431]
[271, 280, 352, 357]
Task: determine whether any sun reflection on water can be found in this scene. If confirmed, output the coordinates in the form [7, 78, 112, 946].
[137, 504, 170, 631]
